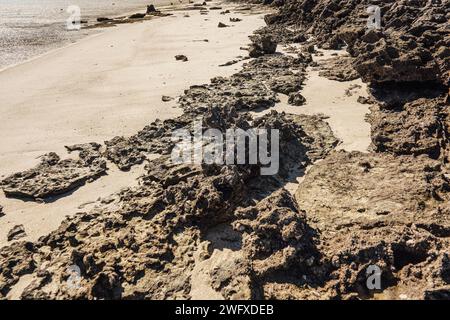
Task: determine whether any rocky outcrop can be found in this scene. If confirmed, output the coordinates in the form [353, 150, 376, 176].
[248, 34, 277, 57]
[105, 53, 309, 172]
[7, 225, 27, 242]
[0, 144, 106, 200]
[0, 2, 447, 300]
[0, 242, 36, 298]
[293, 150, 449, 299]
[318, 56, 360, 82]
[0, 109, 338, 299]
[263, 0, 449, 85]
[296, 151, 449, 224]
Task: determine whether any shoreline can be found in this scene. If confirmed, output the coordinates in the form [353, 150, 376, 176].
[0, 2, 187, 73]
[0, 1, 269, 247]
[0, 0, 447, 301]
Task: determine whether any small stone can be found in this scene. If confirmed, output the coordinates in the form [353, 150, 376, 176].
[306, 257, 315, 266]
[175, 55, 188, 62]
[7, 225, 27, 241]
[162, 95, 174, 102]
[357, 96, 370, 104]
[331, 255, 341, 267]
[293, 34, 306, 43]
[97, 17, 112, 22]
[218, 22, 229, 28]
[146, 4, 157, 13]
[288, 92, 306, 106]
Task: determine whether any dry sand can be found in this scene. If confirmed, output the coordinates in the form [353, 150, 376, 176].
[252, 47, 372, 193]
[0, 2, 267, 247]
[0, 2, 371, 252]
[267, 48, 372, 153]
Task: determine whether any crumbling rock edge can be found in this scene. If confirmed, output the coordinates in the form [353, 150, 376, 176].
[0, 2, 449, 300]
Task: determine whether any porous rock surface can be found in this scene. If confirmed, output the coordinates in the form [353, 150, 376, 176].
[1, 143, 106, 200]
[0, 2, 448, 300]
[264, 0, 450, 85]
[0, 109, 338, 299]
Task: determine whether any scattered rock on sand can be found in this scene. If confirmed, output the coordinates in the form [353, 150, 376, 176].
[218, 22, 229, 28]
[288, 92, 306, 106]
[146, 4, 157, 13]
[0, 146, 107, 201]
[230, 17, 242, 22]
[162, 95, 174, 102]
[357, 96, 370, 104]
[344, 84, 361, 97]
[7, 225, 27, 242]
[0, 205, 3, 217]
[219, 59, 239, 67]
[175, 54, 188, 62]
[0, 108, 338, 299]
[1, 2, 447, 300]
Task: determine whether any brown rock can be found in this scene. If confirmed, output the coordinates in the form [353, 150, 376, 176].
[175, 54, 188, 62]
[7, 225, 27, 241]
[1, 146, 107, 200]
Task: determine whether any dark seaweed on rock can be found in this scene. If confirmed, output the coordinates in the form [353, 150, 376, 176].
[368, 97, 448, 159]
[1, 1, 448, 300]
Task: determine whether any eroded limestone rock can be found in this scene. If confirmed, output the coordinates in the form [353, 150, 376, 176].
[1, 145, 106, 200]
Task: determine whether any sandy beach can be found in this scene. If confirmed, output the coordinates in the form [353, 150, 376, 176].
[0, 2, 373, 247]
[0, 3, 266, 177]
[0, 2, 268, 246]
[0, 0, 448, 301]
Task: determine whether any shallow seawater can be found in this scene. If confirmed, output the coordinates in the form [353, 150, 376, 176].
[0, 0, 172, 68]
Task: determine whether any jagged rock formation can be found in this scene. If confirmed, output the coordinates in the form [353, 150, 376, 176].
[0, 144, 106, 200]
[0, 109, 338, 299]
[318, 56, 360, 82]
[0, 2, 448, 300]
[248, 34, 277, 57]
[105, 53, 310, 172]
[264, 0, 449, 85]
[7, 225, 27, 242]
